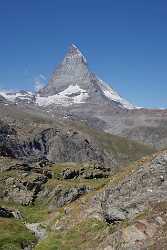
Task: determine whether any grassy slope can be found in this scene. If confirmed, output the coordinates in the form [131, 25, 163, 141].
[35, 219, 108, 250]
[0, 218, 36, 250]
[70, 121, 155, 165]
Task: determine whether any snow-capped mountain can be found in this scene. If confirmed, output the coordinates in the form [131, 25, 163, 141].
[1, 44, 167, 150]
[0, 44, 134, 109]
[0, 90, 35, 104]
[37, 44, 135, 109]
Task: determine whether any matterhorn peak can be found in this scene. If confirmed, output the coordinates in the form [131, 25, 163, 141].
[69, 43, 80, 52]
[68, 43, 84, 54]
[36, 44, 134, 109]
[64, 43, 87, 64]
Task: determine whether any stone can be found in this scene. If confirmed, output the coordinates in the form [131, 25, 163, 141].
[0, 207, 14, 218]
[62, 168, 79, 179]
[103, 207, 128, 224]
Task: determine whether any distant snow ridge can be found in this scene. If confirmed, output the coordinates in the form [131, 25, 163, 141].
[0, 90, 34, 103]
[98, 79, 135, 109]
[36, 84, 89, 107]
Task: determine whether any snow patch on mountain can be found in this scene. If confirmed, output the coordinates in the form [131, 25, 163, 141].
[0, 90, 34, 103]
[58, 84, 86, 96]
[36, 84, 89, 107]
[98, 79, 135, 109]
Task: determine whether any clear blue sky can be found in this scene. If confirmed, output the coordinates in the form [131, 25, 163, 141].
[0, 0, 167, 108]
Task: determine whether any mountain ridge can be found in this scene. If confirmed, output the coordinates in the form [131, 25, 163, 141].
[37, 43, 135, 109]
[0, 44, 135, 109]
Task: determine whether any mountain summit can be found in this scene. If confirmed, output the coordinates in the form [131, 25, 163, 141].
[66, 43, 87, 64]
[37, 44, 134, 109]
[0, 44, 134, 109]
[38, 43, 91, 97]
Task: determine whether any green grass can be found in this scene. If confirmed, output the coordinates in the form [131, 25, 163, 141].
[0, 200, 49, 223]
[51, 162, 80, 178]
[0, 218, 36, 250]
[35, 218, 108, 250]
[51, 162, 96, 180]
[91, 130, 154, 164]
[19, 204, 49, 223]
[46, 161, 109, 192]
[0, 170, 19, 179]
[46, 177, 108, 192]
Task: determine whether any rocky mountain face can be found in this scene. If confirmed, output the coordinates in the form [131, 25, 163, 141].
[0, 117, 105, 164]
[37, 44, 134, 109]
[0, 44, 134, 109]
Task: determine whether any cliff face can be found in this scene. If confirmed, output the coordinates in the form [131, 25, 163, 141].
[0, 120, 105, 164]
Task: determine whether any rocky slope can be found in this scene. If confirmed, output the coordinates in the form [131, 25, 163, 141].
[0, 106, 166, 249]
[0, 103, 155, 250]
[32, 150, 167, 250]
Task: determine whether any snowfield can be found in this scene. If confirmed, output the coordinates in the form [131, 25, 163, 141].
[0, 91, 34, 102]
[36, 84, 89, 106]
[98, 78, 135, 109]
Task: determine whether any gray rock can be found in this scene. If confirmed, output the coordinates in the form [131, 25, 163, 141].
[0, 207, 14, 218]
[47, 186, 90, 211]
[62, 168, 79, 179]
[82, 169, 109, 179]
[0, 120, 106, 165]
[0, 207, 22, 219]
[103, 207, 128, 223]
[26, 223, 47, 240]
[98, 151, 167, 222]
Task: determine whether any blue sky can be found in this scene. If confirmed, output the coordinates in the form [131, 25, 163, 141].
[0, 0, 167, 108]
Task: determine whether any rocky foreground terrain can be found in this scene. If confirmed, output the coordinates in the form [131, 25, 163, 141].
[0, 102, 166, 250]
[0, 44, 167, 249]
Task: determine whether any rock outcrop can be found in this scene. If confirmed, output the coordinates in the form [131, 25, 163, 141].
[100, 151, 167, 223]
[0, 120, 105, 164]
